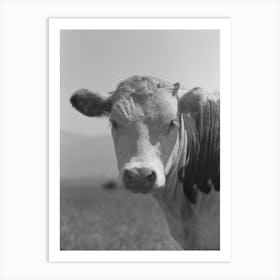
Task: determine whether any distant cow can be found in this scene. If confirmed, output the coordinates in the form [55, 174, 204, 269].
[70, 76, 220, 250]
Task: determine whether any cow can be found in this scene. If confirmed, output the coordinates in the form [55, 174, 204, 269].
[70, 75, 220, 250]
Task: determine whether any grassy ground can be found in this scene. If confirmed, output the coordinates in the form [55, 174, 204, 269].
[60, 178, 179, 250]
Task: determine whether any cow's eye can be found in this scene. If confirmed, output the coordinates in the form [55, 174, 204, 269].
[110, 120, 119, 130]
[168, 119, 179, 133]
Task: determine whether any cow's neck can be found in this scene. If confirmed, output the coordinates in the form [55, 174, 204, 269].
[152, 117, 220, 250]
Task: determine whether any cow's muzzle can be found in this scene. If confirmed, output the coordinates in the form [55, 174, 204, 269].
[123, 167, 156, 194]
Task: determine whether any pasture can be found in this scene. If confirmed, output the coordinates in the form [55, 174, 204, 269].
[60, 178, 178, 250]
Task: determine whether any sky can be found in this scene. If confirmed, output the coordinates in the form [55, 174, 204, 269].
[60, 30, 219, 137]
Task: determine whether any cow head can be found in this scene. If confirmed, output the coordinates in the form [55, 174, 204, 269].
[70, 76, 206, 194]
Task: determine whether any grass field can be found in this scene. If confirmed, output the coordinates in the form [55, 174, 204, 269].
[60, 178, 179, 250]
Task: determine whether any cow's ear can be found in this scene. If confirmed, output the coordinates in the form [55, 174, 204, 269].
[70, 89, 112, 117]
[178, 87, 208, 114]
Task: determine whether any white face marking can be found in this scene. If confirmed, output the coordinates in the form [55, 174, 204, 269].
[110, 86, 180, 192]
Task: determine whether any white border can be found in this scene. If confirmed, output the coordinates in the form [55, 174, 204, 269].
[49, 18, 231, 262]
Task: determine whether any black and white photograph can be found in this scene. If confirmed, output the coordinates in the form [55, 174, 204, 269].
[49, 18, 231, 261]
[60, 25, 222, 250]
[1, 1, 280, 279]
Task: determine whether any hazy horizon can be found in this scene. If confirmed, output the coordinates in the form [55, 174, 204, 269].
[61, 128, 110, 139]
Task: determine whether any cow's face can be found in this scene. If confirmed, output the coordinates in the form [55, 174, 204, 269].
[70, 76, 205, 194]
[110, 84, 180, 193]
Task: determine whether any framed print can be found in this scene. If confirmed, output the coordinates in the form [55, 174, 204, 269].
[49, 18, 231, 262]
[1, 0, 279, 279]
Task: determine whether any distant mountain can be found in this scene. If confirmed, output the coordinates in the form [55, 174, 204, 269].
[60, 131, 118, 179]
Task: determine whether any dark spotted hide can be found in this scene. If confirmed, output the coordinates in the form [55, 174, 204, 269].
[180, 98, 220, 204]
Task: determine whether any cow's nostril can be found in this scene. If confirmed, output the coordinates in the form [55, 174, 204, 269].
[123, 168, 156, 191]
[123, 169, 134, 183]
[147, 170, 156, 183]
